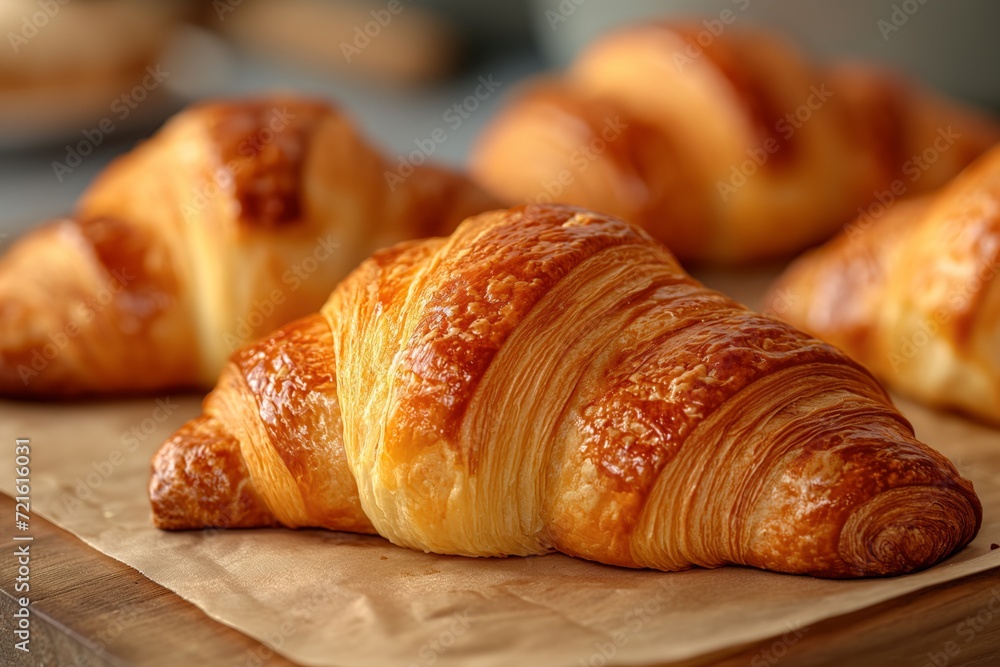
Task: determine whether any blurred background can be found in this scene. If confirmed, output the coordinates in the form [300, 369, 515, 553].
[1, 0, 998, 239]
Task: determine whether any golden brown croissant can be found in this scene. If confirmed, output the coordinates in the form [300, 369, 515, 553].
[766, 144, 1000, 426]
[150, 204, 981, 579]
[471, 22, 1000, 263]
[0, 97, 499, 397]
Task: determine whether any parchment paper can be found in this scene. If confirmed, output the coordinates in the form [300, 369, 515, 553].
[1, 272, 999, 667]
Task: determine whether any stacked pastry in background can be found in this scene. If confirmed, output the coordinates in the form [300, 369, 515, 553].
[472, 22, 1000, 263]
[0, 97, 499, 396]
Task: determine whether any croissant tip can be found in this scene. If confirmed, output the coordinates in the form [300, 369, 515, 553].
[149, 415, 278, 531]
[837, 485, 981, 577]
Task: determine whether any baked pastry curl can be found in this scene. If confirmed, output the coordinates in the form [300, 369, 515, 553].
[471, 22, 999, 263]
[0, 97, 498, 397]
[151, 204, 981, 579]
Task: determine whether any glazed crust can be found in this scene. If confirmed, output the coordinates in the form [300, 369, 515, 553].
[471, 22, 1000, 263]
[0, 97, 499, 397]
[767, 145, 1000, 426]
[151, 204, 981, 578]
[150, 314, 373, 532]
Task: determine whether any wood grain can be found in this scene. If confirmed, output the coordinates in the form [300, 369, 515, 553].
[0, 494, 300, 667]
[691, 567, 1000, 666]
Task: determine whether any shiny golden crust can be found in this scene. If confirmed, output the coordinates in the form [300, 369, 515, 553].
[325, 205, 979, 577]
[225, 315, 373, 533]
[150, 415, 277, 530]
[768, 145, 1000, 426]
[0, 96, 500, 398]
[471, 22, 1000, 264]
[153, 203, 981, 578]
[151, 314, 375, 533]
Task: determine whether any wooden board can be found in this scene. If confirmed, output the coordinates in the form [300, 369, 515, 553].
[0, 494, 298, 667]
[2, 493, 999, 666]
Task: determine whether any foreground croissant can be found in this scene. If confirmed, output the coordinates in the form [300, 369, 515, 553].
[0, 96, 497, 397]
[472, 22, 999, 263]
[767, 144, 1000, 425]
[150, 205, 981, 578]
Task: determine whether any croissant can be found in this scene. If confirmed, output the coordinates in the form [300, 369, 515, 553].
[150, 204, 981, 579]
[0, 97, 499, 397]
[766, 144, 1000, 426]
[471, 22, 1000, 263]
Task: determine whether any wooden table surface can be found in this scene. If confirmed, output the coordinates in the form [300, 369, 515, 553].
[2, 494, 999, 667]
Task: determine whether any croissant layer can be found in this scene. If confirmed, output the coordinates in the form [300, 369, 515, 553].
[152, 205, 981, 578]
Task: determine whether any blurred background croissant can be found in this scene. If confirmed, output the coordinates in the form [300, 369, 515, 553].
[2, 0, 999, 238]
[1, 0, 999, 418]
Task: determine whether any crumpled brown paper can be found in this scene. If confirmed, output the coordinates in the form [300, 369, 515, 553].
[1, 273, 999, 667]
